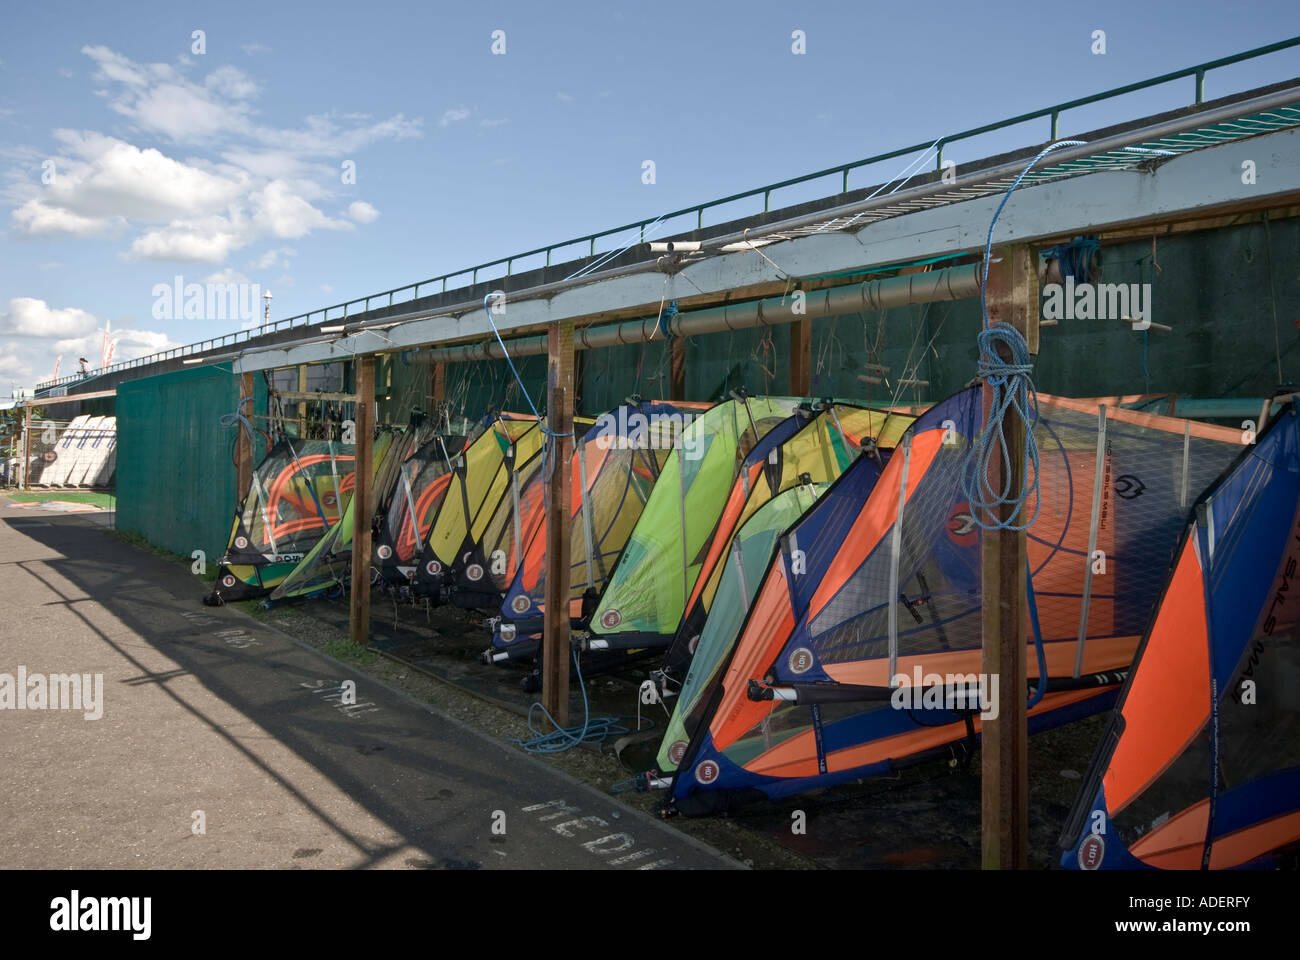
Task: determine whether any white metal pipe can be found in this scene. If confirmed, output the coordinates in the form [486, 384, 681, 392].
[421, 262, 981, 363]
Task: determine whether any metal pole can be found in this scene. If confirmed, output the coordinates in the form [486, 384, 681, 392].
[421, 263, 982, 364]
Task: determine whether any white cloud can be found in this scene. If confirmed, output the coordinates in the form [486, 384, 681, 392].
[11, 197, 111, 236]
[346, 201, 379, 223]
[251, 246, 295, 270]
[53, 326, 176, 361]
[83, 45, 253, 143]
[0, 343, 30, 381]
[0, 298, 98, 338]
[440, 107, 471, 126]
[4, 45, 420, 268]
[0, 317, 182, 388]
[480, 117, 510, 127]
[241, 42, 270, 56]
[251, 180, 350, 239]
[128, 211, 251, 262]
[556, 92, 575, 103]
[204, 267, 251, 284]
[50, 130, 247, 220]
[320, 284, 333, 294]
[205, 65, 259, 101]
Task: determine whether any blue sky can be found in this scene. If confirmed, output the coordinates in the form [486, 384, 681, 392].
[1, 0, 1297, 388]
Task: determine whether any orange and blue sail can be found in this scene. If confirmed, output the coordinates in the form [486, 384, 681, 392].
[666, 386, 1245, 815]
[1061, 398, 1300, 870]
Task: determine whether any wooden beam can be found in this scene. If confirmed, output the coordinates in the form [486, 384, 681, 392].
[789, 317, 812, 396]
[349, 357, 376, 646]
[272, 390, 360, 403]
[542, 320, 575, 727]
[236, 372, 254, 502]
[431, 360, 445, 409]
[20, 389, 118, 407]
[670, 336, 686, 401]
[980, 243, 1036, 870]
[297, 364, 307, 437]
[21, 404, 31, 490]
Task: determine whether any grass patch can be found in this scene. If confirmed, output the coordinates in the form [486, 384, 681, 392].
[4, 490, 116, 509]
[323, 638, 378, 665]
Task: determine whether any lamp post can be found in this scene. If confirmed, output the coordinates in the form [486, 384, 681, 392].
[262, 290, 273, 332]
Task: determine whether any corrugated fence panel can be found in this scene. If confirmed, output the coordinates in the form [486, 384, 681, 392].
[117, 366, 265, 561]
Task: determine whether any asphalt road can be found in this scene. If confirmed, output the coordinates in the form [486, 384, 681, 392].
[0, 500, 737, 870]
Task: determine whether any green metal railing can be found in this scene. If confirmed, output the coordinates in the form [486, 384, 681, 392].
[41, 37, 1300, 391]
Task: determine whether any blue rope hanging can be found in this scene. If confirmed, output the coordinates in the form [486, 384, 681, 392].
[962, 323, 1042, 531]
[964, 140, 1084, 532]
[218, 393, 255, 439]
[482, 293, 573, 482]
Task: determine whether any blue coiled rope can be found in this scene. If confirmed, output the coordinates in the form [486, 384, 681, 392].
[962, 323, 1041, 531]
[510, 649, 629, 754]
[219, 394, 256, 440]
[964, 140, 1086, 532]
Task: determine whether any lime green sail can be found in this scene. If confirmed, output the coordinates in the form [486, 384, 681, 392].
[269, 430, 397, 602]
[587, 396, 802, 649]
[656, 481, 827, 773]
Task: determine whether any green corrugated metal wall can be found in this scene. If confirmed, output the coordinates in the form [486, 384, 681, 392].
[117, 365, 266, 561]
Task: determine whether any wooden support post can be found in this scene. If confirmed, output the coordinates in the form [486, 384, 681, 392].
[542, 320, 575, 727]
[21, 405, 32, 490]
[349, 357, 376, 646]
[980, 244, 1037, 870]
[297, 364, 307, 437]
[790, 317, 812, 396]
[236, 372, 254, 500]
[431, 360, 445, 409]
[670, 336, 686, 401]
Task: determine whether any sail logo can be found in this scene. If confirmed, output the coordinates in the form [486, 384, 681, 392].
[1041, 278, 1152, 328]
[889, 667, 999, 721]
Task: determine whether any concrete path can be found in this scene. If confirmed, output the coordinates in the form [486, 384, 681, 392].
[0, 500, 736, 870]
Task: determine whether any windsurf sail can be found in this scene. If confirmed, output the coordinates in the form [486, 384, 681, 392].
[584, 395, 804, 653]
[488, 400, 710, 662]
[1060, 397, 1300, 870]
[657, 480, 829, 773]
[664, 386, 1245, 815]
[412, 413, 543, 598]
[661, 401, 915, 684]
[207, 437, 355, 603]
[267, 429, 406, 603]
[373, 427, 474, 588]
